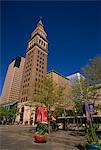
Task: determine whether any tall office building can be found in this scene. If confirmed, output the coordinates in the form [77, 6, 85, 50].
[20, 20, 48, 103]
[1, 56, 25, 103]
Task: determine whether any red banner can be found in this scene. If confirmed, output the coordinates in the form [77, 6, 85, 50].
[36, 105, 48, 123]
[42, 106, 48, 123]
[36, 105, 43, 122]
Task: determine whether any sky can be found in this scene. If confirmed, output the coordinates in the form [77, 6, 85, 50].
[1, 1, 101, 95]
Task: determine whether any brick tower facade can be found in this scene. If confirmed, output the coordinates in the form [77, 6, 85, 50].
[20, 20, 48, 103]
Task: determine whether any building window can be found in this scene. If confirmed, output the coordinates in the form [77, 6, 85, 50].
[39, 39, 41, 44]
[21, 98, 23, 102]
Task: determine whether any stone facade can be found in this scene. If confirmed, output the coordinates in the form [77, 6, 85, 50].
[16, 102, 36, 125]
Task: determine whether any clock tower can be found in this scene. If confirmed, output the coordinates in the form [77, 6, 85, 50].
[20, 20, 48, 102]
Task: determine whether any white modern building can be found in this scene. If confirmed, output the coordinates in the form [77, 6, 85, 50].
[67, 72, 84, 85]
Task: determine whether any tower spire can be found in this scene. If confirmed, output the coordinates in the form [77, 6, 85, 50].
[37, 17, 43, 27]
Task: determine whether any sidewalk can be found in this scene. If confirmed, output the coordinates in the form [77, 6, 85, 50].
[18, 125, 85, 149]
[48, 130, 84, 148]
[32, 141, 79, 150]
[0, 125, 84, 149]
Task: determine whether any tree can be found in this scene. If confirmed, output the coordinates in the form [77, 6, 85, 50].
[8, 107, 19, 124]
[71, 78, 84, 116]
[81, 56, 101, 102]
[72, 56, 101, 117]
[0, 106, 7, 119]
[0, 106, 19, 124]
[31, 77, 70, 132]
[82, 56, 101, 86]
[33, 77, 67, 108]
[82, 56, 101, 116]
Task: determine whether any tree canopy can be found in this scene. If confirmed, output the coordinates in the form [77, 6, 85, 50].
[32, 77, 73, 110]
[72, 56, 101, 115]
[82, 56, 101, 86]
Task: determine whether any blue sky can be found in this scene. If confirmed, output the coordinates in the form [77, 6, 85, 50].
[1, 1, 101, 95]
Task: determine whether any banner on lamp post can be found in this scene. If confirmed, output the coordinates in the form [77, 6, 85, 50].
[36, 104, 43, 122]
[42, 106, 48, 123]
[36, 104, 48, 124]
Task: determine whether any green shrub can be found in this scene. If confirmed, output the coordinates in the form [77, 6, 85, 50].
[36, 123, 48, 135]
[85, 123, 98, 144]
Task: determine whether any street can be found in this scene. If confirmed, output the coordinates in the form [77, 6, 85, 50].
[0, 125, 79, 150]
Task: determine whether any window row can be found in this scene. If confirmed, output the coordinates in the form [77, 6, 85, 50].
[21, 97, 27, 102]
[38, 55, 44, 61]
[36, 68, 44, 74]
[25, 68, 31, 73]
[29, 39, 36, 47]
[26, 59, 33, 65]
[27, 50, 33, 56]
[39, 39, 46, 48]
[26, 55, 33, 61]
[35, 74, 44, 81]
[36, 63, 44, 69]
[23, 83, 29, 88]
[37, 60, 44, 65]
[26, 63, 32, 69]
[38, 50, 44, 56]
[23, 78, 30, 83]
[24, 72, 30, 78]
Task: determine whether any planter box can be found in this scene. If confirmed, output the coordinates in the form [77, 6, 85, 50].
[86, 144, 101, 150]
[34, 134, 46, 143]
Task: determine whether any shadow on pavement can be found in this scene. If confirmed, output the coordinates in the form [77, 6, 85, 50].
[75, 144, 85, 150]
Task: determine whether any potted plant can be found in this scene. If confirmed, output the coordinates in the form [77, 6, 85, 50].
[85, 123, 101, 150]
[34, 122, 48, 143]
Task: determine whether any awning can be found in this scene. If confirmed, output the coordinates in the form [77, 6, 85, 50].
[0, 100, 18, 107]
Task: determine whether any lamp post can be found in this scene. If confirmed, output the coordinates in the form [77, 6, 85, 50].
[74, 108, 77, 124]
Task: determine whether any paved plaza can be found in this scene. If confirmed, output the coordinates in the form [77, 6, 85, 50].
[0, 125, 85, 150]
